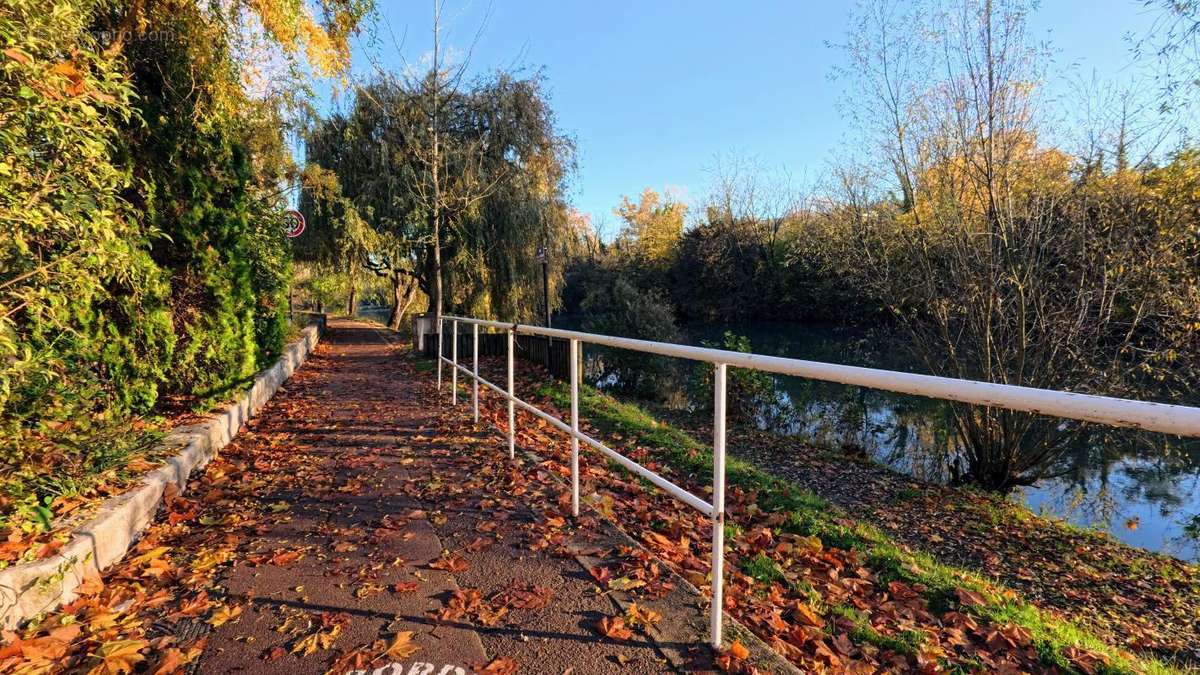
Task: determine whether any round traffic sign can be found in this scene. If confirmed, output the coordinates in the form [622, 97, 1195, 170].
[284, 210, 305, 238]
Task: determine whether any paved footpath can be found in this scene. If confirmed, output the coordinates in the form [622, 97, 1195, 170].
[194, 319, 702, 674]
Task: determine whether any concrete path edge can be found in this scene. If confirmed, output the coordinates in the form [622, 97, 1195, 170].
[0, 317, 327, 629]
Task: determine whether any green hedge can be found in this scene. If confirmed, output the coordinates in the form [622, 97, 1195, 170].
[0, 0, 291, 519]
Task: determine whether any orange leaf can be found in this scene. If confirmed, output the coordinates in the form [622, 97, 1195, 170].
[3, 48, 29, 64]
[75, 573, 105, 596]
[597, 615, 633, 640]
[383, 631, 420, 659]
[35, 540, 63, 559]
[51, 62, 80, 78]
[269, 550, 303, 566]
[429, 554, 468, 573]
[729, 640, 750, 660]
[151, 648, 185, 675]
[792, 602, 823, 627]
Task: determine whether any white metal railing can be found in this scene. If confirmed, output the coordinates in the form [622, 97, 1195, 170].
[433, 315, 1200, 649]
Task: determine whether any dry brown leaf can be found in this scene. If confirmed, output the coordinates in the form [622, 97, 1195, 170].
[476, 656, 520, 674]
[955, 587, 987, 608]
[597, 616, 633, 640]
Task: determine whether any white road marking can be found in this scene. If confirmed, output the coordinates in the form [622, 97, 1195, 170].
[348, 662, 467, 675]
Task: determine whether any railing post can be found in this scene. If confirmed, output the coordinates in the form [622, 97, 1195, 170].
[507, 327, 515, 459]
[710, 363, 727, 650]
[569, 338, 580, 518]
[451, 319, 458, 405]
[436, 317, 443, 391]
[472, 323, 479, 424]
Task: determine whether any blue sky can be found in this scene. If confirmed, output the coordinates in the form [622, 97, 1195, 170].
[328, 1, 1161, 231]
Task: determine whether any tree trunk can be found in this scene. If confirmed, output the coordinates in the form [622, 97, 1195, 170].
[431, 0, 443, 338]
[346, 284, 357, 317]
[388, 273, 418, 331]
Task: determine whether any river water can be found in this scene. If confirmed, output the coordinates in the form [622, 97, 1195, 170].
[565, 317, 1200, 561]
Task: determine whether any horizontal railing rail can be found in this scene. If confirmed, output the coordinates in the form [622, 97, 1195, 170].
[433, 314, 1200, 650]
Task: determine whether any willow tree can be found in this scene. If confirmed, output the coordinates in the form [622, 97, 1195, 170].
[304, 70, 574, 326]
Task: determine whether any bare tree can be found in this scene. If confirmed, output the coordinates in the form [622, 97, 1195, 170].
[838, 0, 1181, 490]
[833, 0, 932, 214]
[1136, 0, 1200, 127]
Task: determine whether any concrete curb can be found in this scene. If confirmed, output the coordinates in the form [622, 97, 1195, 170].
[0, 317, 326, 630]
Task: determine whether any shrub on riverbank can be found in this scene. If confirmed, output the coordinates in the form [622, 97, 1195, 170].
[689, 332, 776, 423]
[579, 277, 681, 400]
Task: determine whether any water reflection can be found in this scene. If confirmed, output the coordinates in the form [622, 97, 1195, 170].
[571, 318, 1200, 561]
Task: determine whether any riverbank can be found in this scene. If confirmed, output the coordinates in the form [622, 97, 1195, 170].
[515, 371, 1196, 672]
[567, 317, 1200, 560]
[640, 402, 1200, 664]
[724, 426, 1200, 664]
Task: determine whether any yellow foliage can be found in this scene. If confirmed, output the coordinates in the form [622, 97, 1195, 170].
[134, 0, 359, 83]
[615, 188, 686, 262]
[912, 130, 1071, 227]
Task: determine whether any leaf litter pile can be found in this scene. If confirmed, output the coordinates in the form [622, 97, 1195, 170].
[0, 334, 535, 675]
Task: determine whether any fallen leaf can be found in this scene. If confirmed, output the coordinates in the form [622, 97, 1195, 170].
[89, 639, 147, 675]
[597, 615, 633, 640]
[3, 48, 30, 64]
[476, 656, 520, 674]
[955, 587, 987, 608]
[729, 640, 750, 660]
[291, 625, 341, 656]
[150, 648, 185, 675]
[607, 576, 645, 592]
[383, 631, 420, 659]
[429, 554, 469, 573]
[208, 603, 242, 627]
[130, 546, 170, 566]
